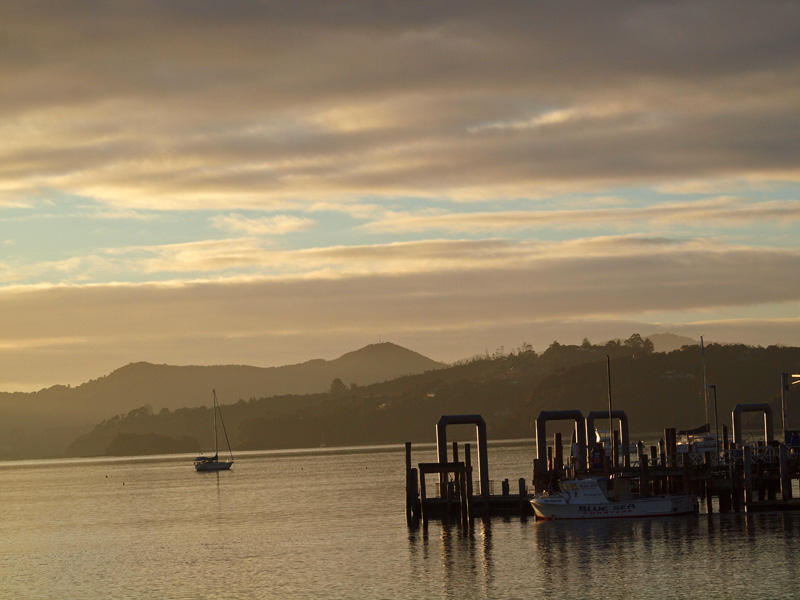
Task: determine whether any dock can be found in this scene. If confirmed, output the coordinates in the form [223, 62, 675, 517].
[404, 405, 800, 526]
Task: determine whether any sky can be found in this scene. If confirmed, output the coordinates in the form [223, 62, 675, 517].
[1, 1, 800, 391]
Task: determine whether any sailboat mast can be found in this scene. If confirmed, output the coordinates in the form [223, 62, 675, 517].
[217, 395, 234, 461]
[212, 389, 219, 457]
[701, 336, 709, 427]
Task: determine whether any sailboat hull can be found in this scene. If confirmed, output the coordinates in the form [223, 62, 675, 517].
[194, 460, 233, 472]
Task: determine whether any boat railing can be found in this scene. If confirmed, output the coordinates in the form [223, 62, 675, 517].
[434, 478, 528, 497]
[752, 444, 779, 463]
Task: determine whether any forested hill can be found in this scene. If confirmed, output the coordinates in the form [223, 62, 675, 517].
[0, 342, 444, 459]
[66, 337, 800, 457]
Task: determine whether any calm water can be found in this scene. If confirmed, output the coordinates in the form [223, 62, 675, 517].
[1, 443, 799, 599]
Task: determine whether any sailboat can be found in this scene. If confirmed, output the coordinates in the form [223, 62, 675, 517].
[193, 389, 234, 472]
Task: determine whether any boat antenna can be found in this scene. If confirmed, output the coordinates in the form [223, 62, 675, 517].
[701, 336, 709, 428]
[708, 383, 720, 456]
[607, 354, 613, 454]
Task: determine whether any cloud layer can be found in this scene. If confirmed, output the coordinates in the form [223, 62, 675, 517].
[3, 1, 800, 208]
[1, 236, 799, 388]
[2, 1, 800, 390]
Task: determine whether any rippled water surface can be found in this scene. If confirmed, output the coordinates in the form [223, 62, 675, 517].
[1, 443, 798, 599]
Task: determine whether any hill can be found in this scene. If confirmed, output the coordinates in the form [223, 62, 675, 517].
[65, 336, 800, 458]
[0, 342, 444, 459]
[646, 332, 697, 353]
[70, 341, 442, 414]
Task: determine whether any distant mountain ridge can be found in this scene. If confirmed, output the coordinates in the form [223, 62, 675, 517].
[646, 332, 698, 352]
[0, 342, 444, 458]
[65, 339, 800, 459]
[5, 334, 797, 460]
[86, 342, 444, 412]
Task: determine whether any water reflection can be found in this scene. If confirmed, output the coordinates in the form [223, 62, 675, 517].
[6, 447, 800, 599]
[409, 511, 800, 599]
[195, 469, 227, 521]
[408, 517, 496, 598]
[475, 518, 492, 591]
[534, 517, 699, 574]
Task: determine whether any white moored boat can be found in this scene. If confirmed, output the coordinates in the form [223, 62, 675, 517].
[530, 476, 697, 520]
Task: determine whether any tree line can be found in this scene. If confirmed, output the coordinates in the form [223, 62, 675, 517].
[65, 336, 800, 457]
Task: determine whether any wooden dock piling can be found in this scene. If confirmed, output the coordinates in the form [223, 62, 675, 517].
[780, 444, 792, 502]
[744, 446, 753, 509]
[464, 443, 473, 519]
[703, 453, 713, 513]
[637, 442, 650, 497]
[405, 442, 418, 525]
[732, 454, 744, 512]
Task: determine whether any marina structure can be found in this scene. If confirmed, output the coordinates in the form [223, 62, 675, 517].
[405, 402, 800, 526]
